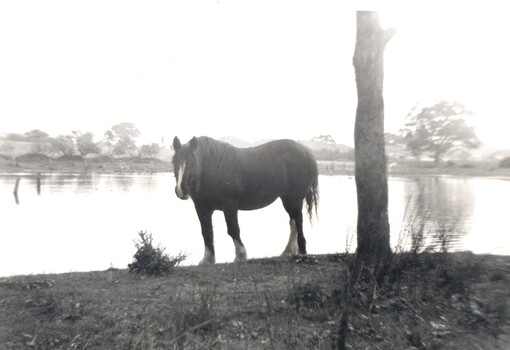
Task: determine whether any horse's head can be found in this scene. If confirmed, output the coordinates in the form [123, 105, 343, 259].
[172, 136, 200, 200]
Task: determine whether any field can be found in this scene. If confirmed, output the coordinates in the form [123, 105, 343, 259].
[1, 253, 509, 349]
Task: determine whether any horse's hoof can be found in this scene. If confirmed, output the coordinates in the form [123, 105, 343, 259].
[234, 255, 247, 263]
[199, 257, 216, 265]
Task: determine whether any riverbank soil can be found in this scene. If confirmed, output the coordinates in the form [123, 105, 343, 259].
[0, 154, 171, 174]
[1, 253, 509, 349]
[4, 155, 510, 178]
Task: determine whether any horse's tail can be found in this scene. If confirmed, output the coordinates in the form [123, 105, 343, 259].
[306, 172, 319, 222]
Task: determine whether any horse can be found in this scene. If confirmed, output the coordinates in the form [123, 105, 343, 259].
[172, 136, 319, 264]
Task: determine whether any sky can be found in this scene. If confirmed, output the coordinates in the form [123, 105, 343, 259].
[1, 1, 509, 148]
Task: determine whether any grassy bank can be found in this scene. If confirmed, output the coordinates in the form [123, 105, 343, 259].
[0, 154, 171, 174]
[1, 253, 509, 349]
[318, 159, 510, 178]
[3, 155, 510, 178]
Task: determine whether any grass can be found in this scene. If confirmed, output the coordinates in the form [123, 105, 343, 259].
[1, 253, 509, 349]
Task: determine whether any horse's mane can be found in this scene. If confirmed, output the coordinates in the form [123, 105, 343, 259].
[195, 137, 237, 162]
[192, 137, 240, 193]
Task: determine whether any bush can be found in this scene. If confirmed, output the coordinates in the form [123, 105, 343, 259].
[499, 157, 510, 168]
[128, 231, 186, 277]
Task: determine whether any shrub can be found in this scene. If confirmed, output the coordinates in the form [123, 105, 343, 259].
[128, 231, 186, 277]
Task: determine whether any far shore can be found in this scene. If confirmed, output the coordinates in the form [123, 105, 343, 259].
[2, 154, 510, 178]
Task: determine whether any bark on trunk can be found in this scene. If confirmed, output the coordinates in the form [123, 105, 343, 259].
[353, 11, 395, 264]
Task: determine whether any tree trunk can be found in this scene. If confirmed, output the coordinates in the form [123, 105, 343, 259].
[353, 12, 395, 265]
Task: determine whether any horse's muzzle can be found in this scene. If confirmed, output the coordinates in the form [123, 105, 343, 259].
[175, 187, 190, 200]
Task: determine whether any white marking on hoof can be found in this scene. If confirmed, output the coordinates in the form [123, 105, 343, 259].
[234, 240, 247, 262]
[199, 247, 215, 265]
[281, 219, 299, 256]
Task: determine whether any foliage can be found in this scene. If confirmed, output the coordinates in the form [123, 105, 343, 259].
[0, 125, 169, 160]
[111, 122, 141, 140]
[25, 129, 49, 141]
[138, 143, 161, 159]
[401, 101, 481, 163]
[114, 138, 138, 157]
[25, 129, 50, 154]
[312, 134, 337, 145]
[5, 133, 28, 142]
[73, 131, 100, 157]
[384, 132, 405, 147]
[0, 141, 15, 154]
[107, 123, 141, 157]
[48, 135, 75, 157]
[128, 231, 186, 277]
[102, 130, 117, 156]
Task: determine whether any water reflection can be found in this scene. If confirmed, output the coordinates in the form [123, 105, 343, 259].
[108, 175, 136, 192]
[400, 177, 474, 252]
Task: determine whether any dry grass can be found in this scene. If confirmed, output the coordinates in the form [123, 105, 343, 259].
[0, 253, 509, 349]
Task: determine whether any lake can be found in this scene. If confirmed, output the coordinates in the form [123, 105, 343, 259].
[0, 173, 508, 277]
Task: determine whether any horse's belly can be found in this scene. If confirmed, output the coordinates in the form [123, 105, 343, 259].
[237, 194, 279, 211]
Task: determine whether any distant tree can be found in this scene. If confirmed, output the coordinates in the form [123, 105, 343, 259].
[312, 135, 337, 145]
[112, 123, 140, 140]
[5, 133, 28, 142]
[0, 141, 15, 154]
[49, 135, 75, 157]
[384, 132, 405, 147]
[138, 143, 160, 159]
[103, 130, 117, 156]
[25, 129, 49, 141]
[115, 137, 138, 157]
[25, 129, 50, 154]
[107, 123, 141, 157]
[73, 131, 100, 157]
[401, 101, 481, 163]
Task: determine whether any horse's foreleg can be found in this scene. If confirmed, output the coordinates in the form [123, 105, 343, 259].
[195, 205, 215, 265]
[224, 210, 247, 262]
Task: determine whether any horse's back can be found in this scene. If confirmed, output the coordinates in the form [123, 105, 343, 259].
[239, 140, 317, 198]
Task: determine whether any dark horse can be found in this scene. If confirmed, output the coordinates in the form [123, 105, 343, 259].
[172, 136, 319, 264]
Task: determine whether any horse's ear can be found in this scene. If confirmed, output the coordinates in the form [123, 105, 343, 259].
[173, 137, 181, 151]
[190, 137, 198, 152]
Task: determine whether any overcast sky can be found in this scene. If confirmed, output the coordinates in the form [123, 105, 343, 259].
[1, 1, 509, 148]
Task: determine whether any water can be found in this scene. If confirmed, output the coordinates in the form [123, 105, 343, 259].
[0, 173, 508, 277]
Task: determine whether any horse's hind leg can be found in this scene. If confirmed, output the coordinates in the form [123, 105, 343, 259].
[224, 209, 247, 262]
[281, 219, 299, 256]
[281, 198, 307, 255]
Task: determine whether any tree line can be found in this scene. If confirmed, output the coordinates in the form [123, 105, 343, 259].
[1, 123, 162, 159]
